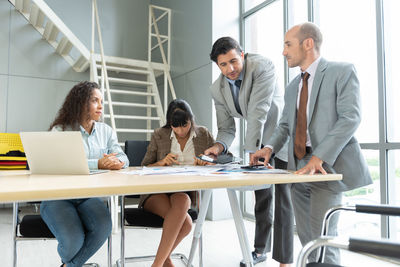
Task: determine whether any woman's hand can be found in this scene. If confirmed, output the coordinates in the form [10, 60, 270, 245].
[158, 153, 179, 166]
[98, 153, 125, 170]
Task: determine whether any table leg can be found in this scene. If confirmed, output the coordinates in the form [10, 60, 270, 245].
[111, 195, 119, 233]
[187, 189, 212, 266]
[227, 189, 254, 267]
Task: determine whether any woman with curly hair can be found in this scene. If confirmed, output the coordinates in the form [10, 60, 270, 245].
[140, 99, 216, 267]
[40, 81, 129, 267]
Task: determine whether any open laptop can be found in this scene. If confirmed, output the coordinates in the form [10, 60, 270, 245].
[20, 131, 108, 175]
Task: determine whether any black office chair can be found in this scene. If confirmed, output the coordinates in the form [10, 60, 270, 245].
[117, 140, 203, 267]
[297, 204, 400, 267]
[12, 200, 113, 267]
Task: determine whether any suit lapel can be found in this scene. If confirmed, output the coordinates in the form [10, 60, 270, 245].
[288, 77, 301, 134]
[308, 58, 328, 126]
[238, 54, 248, 117]
[221, 78, 241, 117]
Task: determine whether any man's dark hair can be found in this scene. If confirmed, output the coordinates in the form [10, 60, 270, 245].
[210, 37, 242, 63]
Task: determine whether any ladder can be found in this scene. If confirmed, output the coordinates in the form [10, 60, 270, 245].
[9, 0, 176, 143]
[90, 3, 175, 143]
[91, 55, 166, 145]
[8, 0, 90, 72]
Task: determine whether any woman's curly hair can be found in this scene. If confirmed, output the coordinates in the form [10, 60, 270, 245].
[49, 81, 99, 131]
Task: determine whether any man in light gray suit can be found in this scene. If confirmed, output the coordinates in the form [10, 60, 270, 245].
[204, 37, 293, 267]
[251, 23, 372, 264]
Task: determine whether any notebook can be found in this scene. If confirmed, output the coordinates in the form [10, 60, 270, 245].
[20, 131, 108, 175]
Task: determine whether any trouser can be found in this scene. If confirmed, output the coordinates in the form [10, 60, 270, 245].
[40, 198, 112, 267]
[292, 153, 342, 264]
[254, 157, 294, 263]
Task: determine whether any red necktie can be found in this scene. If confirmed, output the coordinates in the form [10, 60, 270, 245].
[294, 72, 310, 159]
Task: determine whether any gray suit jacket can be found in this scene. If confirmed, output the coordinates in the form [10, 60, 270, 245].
[210, 53, 288, 160]
[268, 58, 372, 192]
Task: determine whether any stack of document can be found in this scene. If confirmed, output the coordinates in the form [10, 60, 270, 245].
[0, 133, 27, 170]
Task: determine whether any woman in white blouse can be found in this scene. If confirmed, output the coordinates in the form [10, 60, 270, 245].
[140, 99, 215, 267]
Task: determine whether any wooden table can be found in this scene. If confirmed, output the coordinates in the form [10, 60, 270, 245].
[0, 168, 342, 267]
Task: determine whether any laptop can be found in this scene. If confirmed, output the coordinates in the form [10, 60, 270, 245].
[20, 131, 108, 175]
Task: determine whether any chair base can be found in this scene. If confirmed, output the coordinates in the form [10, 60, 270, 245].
[116, 252, 193, 267]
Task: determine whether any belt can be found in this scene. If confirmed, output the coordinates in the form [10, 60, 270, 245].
[306, 146, 312, 154]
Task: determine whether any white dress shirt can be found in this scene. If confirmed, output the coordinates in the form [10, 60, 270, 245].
[170, 129, 196, 165]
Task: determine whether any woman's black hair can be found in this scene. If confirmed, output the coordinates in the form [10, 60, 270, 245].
[163, 99, 195, 129]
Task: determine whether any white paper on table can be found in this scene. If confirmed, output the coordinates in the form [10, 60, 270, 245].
[121, 165, 225, 176]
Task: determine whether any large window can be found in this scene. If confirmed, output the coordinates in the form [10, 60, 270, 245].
[241, 0, 284, 218]
[315, 0, 380, 236]
[384, 0, 400, 142]
[240, 0, 400, 238]
[244, 1, 284, 95]
[315, 0, 379, 143]
[384, 0, 400, 239]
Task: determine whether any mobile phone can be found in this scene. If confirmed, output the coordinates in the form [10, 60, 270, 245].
[196, 155, 216, 163]
[240, 164, 266, 170]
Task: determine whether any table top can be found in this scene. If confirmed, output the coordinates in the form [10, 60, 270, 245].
[0, 168, 342, 203]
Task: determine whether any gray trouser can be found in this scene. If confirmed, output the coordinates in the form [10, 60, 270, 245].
[292, 153, 343, 264]
[254, 157, 294, 263]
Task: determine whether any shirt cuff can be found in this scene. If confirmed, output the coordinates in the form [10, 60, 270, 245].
[216, 141, 227, 154]
[88, 159, 99, 170]
[265, 145, 274, 152]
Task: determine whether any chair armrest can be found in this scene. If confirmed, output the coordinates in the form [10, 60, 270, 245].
[298, 237, 400, 267]
[297, 237, 349, 267]
[349, 237, 400, 259]
[355, 204, 400, 216]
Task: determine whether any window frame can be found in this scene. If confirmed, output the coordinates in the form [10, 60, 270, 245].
[239, 0, 400, 238]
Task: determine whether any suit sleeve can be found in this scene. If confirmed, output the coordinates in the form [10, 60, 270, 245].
[141, 132, 159, 166]
[211, 86, 236, 149]
[244, 60, 277, 152]
[312, 64, 361, 166]
[267, 83, 292, 151]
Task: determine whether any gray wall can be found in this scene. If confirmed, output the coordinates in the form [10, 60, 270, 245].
[150, 0, 214, 130]
[0, 0, 149, 133]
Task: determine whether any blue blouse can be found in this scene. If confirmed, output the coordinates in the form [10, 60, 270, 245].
[52, 122, 129, 170]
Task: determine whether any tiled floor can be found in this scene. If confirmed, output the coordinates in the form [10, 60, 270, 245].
[0, 207, 399, 267]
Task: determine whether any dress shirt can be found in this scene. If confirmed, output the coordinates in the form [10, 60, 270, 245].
[297, 57, 321, 147]
[170, 129, 196, 165]
[217, 71, 245, 154]
[266, 57, 321, 154]
[52, 122, 129, 170]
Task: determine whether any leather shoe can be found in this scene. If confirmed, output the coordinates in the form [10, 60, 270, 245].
[240, 251, 267, 266]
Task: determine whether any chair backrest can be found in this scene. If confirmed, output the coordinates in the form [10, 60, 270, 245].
[125, 140, 150, 166]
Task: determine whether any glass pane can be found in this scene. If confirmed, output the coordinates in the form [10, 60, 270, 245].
[384, 0, 400, 142]
[287, 0, 308, 81]
[244, 0, 284, 91]
[315, 0, 379, 143]
[388, 150, 400, 239]
[244, 190, 255, 217]
[291, 0, 308, 27]
[244, 0, 268, 12]
[340, 150, 381, 239]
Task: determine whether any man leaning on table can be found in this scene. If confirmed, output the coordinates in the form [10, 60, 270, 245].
[204, 36, 293, 267]
[251, 22, 372, 265]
